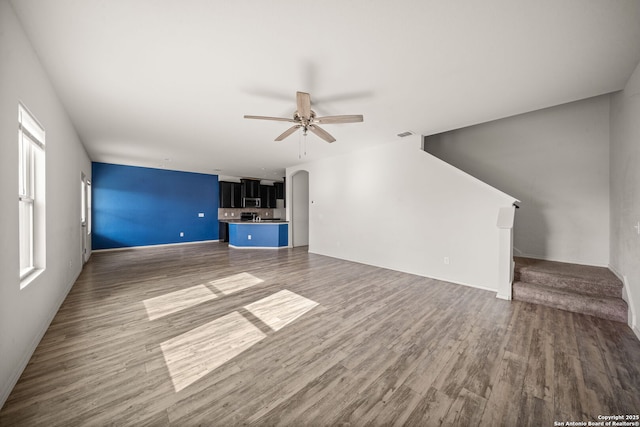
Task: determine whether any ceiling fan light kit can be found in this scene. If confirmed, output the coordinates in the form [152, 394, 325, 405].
[244, 91, 363, 143]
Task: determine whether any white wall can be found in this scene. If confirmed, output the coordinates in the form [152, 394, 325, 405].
[610, 60, 640, 336]
[287, 136, 516, 291]
[424, 95, 611, 266]
[291, 171, 309, 247]
[0, 1, 92, 408]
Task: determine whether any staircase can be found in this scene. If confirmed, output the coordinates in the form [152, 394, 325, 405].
[512, 257, 628, 323]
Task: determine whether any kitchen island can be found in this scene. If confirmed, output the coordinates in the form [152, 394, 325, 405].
[227, 221, 289, 248]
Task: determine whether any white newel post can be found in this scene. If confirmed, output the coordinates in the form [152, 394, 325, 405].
[496, 205, 517, 300]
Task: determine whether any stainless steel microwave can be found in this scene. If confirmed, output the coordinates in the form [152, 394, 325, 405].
[243, 198, 261, 208]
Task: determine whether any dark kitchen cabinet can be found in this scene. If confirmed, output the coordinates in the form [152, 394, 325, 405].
[260, 185, 277, 208]
[241, 179, 261, 199]
[219, 221, 229, 242]
[274, 181, 285, 199]
[219, 181, 242, 208]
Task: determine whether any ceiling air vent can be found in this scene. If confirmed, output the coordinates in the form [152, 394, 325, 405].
[397, 131, 414, 138]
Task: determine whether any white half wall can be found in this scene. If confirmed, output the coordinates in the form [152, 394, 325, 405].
[287, 136, 517, 291]
[0, 1, 92, 408]
[610, 59, 640, 337]
[424, 95, 611, 266]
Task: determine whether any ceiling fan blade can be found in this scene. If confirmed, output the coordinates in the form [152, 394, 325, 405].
[244, 115, 295, 123]
[296, 91, 312, 120]
[308, 124, 336, 143]
[314, 115, 364, 124]
[275, 125, 301, 141]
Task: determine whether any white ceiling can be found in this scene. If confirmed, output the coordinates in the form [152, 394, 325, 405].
[10, 0, 640, 180]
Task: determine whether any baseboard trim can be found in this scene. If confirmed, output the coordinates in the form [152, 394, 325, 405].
[308, 249, 501, 296]
[496, 292, 512, 301]
[0, 270, 79, 410]
[608, 265, 638, 340]
[228, 245, 287, 250]
[93, 239, 220, 253]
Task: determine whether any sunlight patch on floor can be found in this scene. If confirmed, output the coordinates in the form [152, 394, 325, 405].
[208, 272, 264, 295]
[143, 272, 264, 321]
[159, 289, 319, 392]
[244, 289, 319, 332]
[160, 311, 266, 392]
[143, 284, 218, 320]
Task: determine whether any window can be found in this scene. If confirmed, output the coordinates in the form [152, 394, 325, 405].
[18, 103, 45, 285]
[81, 178, 92, 234]
[81, 174, 91, 263]
[81, 176, 86, 224]
[87, 180, 92, 235]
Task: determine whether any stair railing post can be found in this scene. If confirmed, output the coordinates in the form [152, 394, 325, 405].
[496, 205, 517, 300]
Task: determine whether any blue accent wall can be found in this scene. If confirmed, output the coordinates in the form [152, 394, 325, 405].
[92, 162, 218, 249]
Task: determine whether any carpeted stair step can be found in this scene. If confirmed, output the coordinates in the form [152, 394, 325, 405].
[514, 257, 622, 298]
[513, 281, 628, 323]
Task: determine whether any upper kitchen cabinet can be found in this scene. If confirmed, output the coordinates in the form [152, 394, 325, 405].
[219, 181, 242, 208]
[241, 179, 261, 199]
[274, 181, 285, 200]
[260, 185, 277, 208]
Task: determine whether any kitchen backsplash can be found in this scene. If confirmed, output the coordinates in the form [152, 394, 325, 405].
[218, 208, 284, 220]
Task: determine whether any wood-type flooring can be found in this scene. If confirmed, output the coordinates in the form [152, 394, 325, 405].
[1, 242, 639, 426]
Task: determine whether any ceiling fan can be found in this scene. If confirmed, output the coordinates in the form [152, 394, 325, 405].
[244, 91, 363, 143]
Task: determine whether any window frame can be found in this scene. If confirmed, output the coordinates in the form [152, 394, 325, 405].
[18, 103, 46, 285]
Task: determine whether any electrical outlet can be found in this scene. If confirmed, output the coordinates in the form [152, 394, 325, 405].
[444, 257, 450, 265]
[248, 234, 252, 240]
[198, 212, 205, 218]
[224, 212, 228, 217]
[180, 232, 184, 237]
[231, 212, 234, 217]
